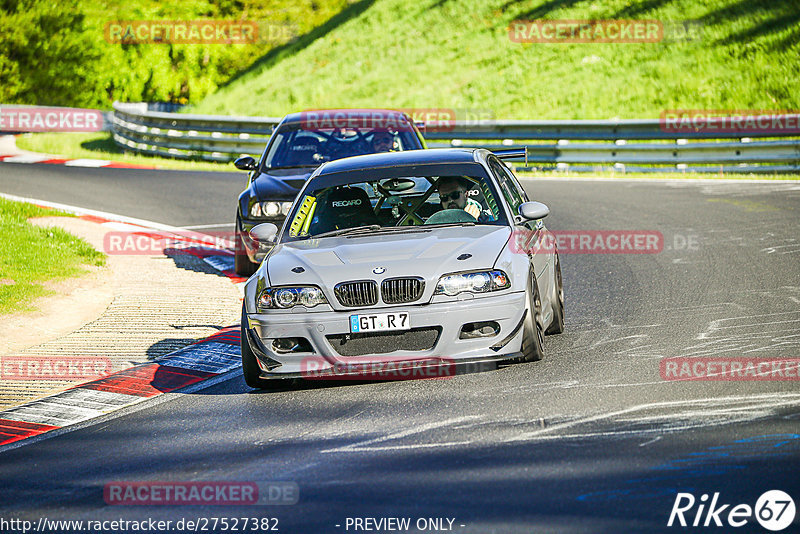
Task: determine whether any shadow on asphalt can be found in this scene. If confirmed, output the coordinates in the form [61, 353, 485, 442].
[162, 248, 234, 279]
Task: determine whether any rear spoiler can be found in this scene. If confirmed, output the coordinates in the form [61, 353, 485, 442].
[492, 147, 527, 165]
[492, 148, 526, 160]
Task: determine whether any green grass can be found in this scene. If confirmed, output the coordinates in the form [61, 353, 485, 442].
[189, 0, 800, 119]
[0, 197, 106, 315]
[15, 132, 235, 172]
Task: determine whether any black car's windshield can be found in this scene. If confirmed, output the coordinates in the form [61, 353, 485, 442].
[263, 123, 422, 169]
[282, 167, 508, 242]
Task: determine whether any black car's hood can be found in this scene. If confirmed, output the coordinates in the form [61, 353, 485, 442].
[253, 167, 316, 198]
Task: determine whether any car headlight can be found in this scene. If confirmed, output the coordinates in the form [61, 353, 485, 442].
[434, 270, 510, 297]
[257, 286, 328, 310]
[263, 202, 281, 216]
[250, 201, 293, 219]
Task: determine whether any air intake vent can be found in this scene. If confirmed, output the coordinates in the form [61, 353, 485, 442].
[334, 280, 378, 307]
[327, 327, 441, 356]
[381, 277, 425, 304]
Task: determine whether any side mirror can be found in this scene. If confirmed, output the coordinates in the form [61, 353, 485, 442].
[518, 201, 549, 221]
[234, 156, 257, 171]
[249, 223, 278, 243]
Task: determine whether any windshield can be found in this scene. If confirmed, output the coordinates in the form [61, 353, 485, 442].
[282, 168, 507, 242]
[263, 124, 421, 169]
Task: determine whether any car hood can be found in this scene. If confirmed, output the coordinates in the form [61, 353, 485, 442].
[266, 226, 511, 289]
[253, 167, 316, 198]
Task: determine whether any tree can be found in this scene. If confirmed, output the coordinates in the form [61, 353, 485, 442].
[0, 0, 102, 106]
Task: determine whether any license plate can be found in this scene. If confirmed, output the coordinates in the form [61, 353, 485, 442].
[350, 312, 410, 333]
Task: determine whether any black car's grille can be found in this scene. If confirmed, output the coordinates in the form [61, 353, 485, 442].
[327, 327, 441, 357]
[334, 280, 378, 307]
[381, 277, 425, 304]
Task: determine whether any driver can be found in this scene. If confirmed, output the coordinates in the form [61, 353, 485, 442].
[371, 131, 395, 152]
[436, 176, 490, 221]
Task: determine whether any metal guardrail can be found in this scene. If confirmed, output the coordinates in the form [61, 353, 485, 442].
[111, 102, 800, 173]
[112, 102, 277, 161]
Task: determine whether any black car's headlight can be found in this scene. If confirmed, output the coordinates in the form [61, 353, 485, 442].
[257, 286, 328, 310]
[250, 201, 293, 218]
[434, 270, 510, 297]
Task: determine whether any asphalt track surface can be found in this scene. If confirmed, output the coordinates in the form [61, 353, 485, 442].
[1, 163, 799, 533]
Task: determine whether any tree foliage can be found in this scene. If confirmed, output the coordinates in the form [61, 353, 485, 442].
[0, 0, 351, 108]
[1, 0, 101, 106]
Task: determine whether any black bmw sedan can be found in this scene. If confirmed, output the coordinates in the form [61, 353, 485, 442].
[233, 109, 426, 275]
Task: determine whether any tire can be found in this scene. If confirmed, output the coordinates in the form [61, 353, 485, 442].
[520, 271, 545, 362]
[241, 307, 271, 389]
[241, 306, 297, 390]
[234, 227, 258, 277]
[545, 253, 565, 335]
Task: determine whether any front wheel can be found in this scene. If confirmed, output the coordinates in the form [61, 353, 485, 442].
[240, 306, 297, 391]
[545, 253, 565, 335]
[241, 307, 271, 389]
[520, 272, 545, 362]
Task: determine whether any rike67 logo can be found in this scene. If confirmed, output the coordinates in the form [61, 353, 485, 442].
[668, 490, 795, 531]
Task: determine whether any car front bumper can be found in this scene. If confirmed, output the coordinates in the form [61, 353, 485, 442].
[243, 291, 527, 377]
